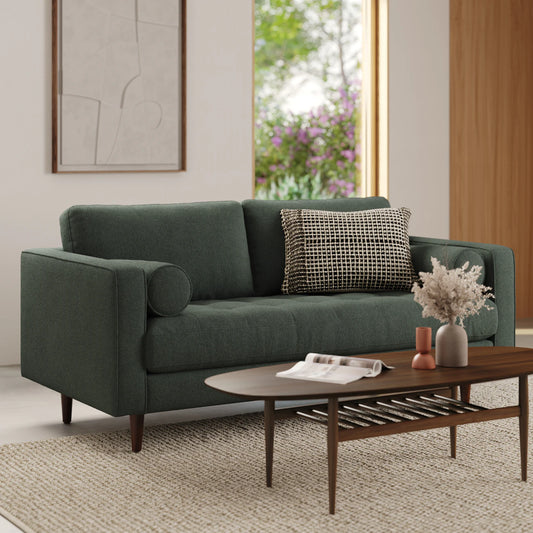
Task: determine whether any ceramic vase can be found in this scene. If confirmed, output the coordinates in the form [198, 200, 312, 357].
[435, 318, 468, 367]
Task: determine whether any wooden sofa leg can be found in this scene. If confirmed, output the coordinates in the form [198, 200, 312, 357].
[61, 394, 72, 424]
[130, 414, 144, 453]
[460, 384, 471, 403]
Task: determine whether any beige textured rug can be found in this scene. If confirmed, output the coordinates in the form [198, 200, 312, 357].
[1, 378, 532, 533]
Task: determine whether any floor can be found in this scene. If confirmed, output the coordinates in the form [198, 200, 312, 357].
[1, 321, 533, 532]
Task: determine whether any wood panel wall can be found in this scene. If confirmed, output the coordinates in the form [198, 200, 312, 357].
[450, 0, 533, 318]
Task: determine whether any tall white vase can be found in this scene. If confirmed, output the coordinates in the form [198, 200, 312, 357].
[435, 319, 468, 367]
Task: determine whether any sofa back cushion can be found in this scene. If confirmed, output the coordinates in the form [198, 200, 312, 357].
[60, 202, 254, 300]
[242, 197, 391, 296]
[410, 244, 486, 284]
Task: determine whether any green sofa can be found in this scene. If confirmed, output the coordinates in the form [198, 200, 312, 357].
[20, 197, 515, 451]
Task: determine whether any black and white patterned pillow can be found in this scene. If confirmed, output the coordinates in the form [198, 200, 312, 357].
[281, 207, 417, 294]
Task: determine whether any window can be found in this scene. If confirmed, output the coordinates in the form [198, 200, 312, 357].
[254, 0, 386, 200]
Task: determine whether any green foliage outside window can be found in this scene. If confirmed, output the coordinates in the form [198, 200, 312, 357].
[255, 0, 362, 200]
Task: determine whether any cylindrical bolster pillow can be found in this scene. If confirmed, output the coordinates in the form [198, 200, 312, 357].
[135, 261, 192, 317]
[410, 245, 486, 284]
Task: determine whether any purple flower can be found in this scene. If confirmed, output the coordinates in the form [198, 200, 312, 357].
[339, 87, 348, 99]
[341, 150, 355, 163]
[345, 182, 355, 194]
[256, 177, 266, 184]
[285, 126, 293, 136]
[273, 126, 282, 135]
[269, 165, 277, 172]
[271, 136, 282, 148]
[337, 161, 345, 169]
[297, 129, 308, 143]
[308, 127, 324, 138]
[319, 114, 329, 126]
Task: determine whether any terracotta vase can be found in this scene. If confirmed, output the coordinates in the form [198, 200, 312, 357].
[435, 317, 468, 367]
[412, 327, 435, 369]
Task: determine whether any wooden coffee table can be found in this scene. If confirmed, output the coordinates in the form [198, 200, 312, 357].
[205, 346, 532, 514]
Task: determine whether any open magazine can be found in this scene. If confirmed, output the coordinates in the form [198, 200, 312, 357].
[276, 353, 394, 385]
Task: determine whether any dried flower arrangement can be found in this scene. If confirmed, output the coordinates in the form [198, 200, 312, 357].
[412, 257, 494, 326]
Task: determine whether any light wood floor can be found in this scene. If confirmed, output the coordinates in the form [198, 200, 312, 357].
[1, 322, 532, 532]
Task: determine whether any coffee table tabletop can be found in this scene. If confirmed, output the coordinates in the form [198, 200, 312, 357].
[205, 346, 533, 400]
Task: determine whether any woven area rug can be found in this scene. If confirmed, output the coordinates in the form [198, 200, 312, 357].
[1, 378, 532, 533]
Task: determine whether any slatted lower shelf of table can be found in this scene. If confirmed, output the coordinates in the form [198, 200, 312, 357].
[292, 391, 518, 442]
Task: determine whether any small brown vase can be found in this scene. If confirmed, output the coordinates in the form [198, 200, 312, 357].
[412, 327, 436, 369]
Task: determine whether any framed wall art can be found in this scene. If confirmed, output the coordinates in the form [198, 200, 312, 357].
[52, 0, 186, 173]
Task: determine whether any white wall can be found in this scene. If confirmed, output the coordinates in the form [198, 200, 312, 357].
[0, 0, 253, 365]
[388, 0, 450, 239]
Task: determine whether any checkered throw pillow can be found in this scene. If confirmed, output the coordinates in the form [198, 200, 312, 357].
[281, 207, 417, 294]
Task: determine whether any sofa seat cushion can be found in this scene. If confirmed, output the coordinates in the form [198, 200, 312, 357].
[144, 293, 498, 373]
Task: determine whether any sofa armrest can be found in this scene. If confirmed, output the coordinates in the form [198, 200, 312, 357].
[21, 248, 148, 416]
[409, 236, 515, 346]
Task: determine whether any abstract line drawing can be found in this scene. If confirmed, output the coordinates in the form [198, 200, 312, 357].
[52, 0, 186, 173]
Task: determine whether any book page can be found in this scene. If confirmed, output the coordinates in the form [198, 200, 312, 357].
[306, 353, 394, 375]
[277, 353, 394, 384]
[276, 361, 372, 384]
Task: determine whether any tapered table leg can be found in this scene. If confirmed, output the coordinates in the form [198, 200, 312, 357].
[328, 397, 339, 515]
[460, 384, 471, 403]
[450, 386, 458, 458]
[519, 375, 528, 481]
[265, 399, 275, 487]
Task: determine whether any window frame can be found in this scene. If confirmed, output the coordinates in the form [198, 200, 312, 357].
[361, 0, 388, 198]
